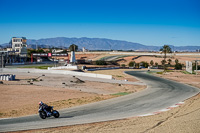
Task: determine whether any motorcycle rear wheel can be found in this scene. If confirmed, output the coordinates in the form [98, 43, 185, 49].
[53, 110, 60, 118]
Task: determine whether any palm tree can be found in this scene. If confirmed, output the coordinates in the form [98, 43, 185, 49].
[69, 44, 78, 51]
[160, 45, 172, 70]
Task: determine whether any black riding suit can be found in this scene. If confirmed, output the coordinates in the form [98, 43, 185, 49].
[39, 103, 52, 113]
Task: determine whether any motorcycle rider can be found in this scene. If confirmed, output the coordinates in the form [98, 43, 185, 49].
[39, 101, 52, 116]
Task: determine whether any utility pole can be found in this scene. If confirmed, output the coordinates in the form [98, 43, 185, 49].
[196, 60, 198, 75]
[1, 52, 4, 68]
[0, 53, 2, 72]
[1, 54, 2, 68]
[36, 42, 38, 50]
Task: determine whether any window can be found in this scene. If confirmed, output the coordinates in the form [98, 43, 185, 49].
[16, 48, 20, 52]
[13, 39, 21, 42]
[15, 44, 20, 47]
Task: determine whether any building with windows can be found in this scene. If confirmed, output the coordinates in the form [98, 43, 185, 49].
[4, 37, 28, 63]
[0, 37, 28, 65]
[11, 37, 27, 56]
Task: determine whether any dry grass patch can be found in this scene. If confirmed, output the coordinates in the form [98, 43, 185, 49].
[0, 95, 115, 118]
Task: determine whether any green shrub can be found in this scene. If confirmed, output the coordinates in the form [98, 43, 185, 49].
[96, 60, 107, 65]
[150, 60, 154, 66]
[121, 64, 126, 68]
[181, 71, 192, 74]
[21, 65, 53, 69]
[140, 61, 149, 68]
[192, 65, 200, 71]
[165, 70, 174, 72]
[111, 92, 131, 96]
[175, 63, 182, 70]
[156, 71, 164, 74]
[128, 61, 135, 67]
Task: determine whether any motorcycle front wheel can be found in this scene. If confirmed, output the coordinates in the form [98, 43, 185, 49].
[39, 111, 47, 119]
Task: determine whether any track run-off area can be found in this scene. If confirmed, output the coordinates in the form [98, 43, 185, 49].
[0, 71, 199, 132]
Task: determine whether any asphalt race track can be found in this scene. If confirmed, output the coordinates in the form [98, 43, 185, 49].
[0, 71, 199, 132]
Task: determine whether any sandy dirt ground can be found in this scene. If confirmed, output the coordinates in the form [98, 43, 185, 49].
[9, 70, 200, 133]
[0, 72, 144, 118]
[73, 53, 200, 67]
[53, 52, 200, 68]
[86, 69, 139, 81]
[118, 55, 200, 66]
[1, 53, 200, 133]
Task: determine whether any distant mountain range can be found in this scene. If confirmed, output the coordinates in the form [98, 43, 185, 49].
[1, 37, 200, 51]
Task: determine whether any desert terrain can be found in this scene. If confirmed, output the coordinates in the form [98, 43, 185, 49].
[0, 72, 144, 118]
[7, 70, 199, 133]
[1, 52, 200, 133]
[69, 52, 200, 67]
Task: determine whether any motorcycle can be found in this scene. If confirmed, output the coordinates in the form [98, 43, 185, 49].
[38, 106, 60, 119]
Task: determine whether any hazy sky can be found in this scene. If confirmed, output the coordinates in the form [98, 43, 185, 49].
[0, 0, 200, 46]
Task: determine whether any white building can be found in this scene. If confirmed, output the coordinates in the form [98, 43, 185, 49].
[82, 47, 88, 52]
[11, 37, 27, 56]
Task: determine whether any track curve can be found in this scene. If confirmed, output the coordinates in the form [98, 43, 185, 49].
[0, 71, 199, 132]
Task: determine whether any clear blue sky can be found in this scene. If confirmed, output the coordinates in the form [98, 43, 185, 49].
[0, 0, 200, 46]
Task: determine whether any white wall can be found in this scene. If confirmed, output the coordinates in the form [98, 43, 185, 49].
[2, 68, 112, 79]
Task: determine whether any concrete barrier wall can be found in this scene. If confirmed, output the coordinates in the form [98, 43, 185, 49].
[86, 67, 120, 71]
[48, 66, 78, 70]
[2, 68, 112, 79]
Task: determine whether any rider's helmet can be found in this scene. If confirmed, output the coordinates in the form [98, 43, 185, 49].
[39, 101, 43, 106]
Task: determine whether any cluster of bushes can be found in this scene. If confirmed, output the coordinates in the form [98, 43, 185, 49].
[125, 59, 184, 70]
[174, 59, 182, 70]
[96, 57, 199, 72]
[193, 64, 200, 70]
[95, 60, 107, 65]
[175, 63, 182, 70]
[139, 61, 149, 68]
[122, 61, 150, 68]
